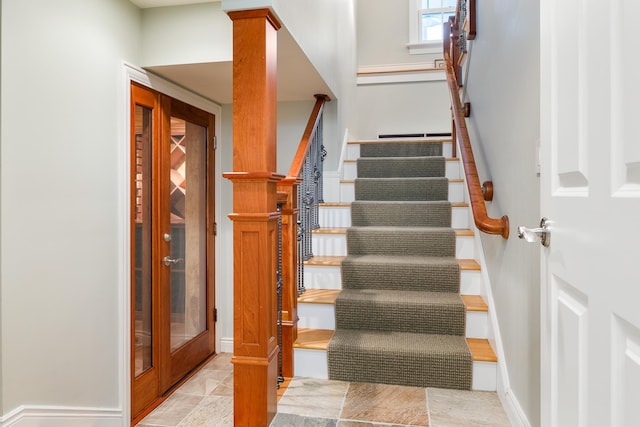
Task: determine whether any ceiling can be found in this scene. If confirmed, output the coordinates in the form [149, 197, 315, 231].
[130, 0, 333, 104]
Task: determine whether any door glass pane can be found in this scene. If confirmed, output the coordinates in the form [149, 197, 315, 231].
[134, 105, 153, 377]
[169, 117, 207, 351]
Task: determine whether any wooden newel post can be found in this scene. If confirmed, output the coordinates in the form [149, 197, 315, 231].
[224, 8, 282, 427]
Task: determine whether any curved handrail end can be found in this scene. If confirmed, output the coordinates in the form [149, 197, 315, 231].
[501, 215, 510, 239]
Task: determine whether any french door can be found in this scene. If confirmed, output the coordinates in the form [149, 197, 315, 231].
[130, 82, 216, 420]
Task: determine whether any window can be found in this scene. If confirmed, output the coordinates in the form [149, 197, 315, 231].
[419, 0, 456, 42]
[408, 0, 456, 54]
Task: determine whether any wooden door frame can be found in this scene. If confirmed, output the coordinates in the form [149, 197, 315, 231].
[122, 64, 222, 423]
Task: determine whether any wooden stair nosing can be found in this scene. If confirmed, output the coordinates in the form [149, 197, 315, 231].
[461, 295, 488, 312]
[320, 202, 352, 207]
[312, 227, 474, 236]
[298, 289, 340, 304]
[320, 202, 468, 208]
[339, 178, 463, 184]
[305, 256, 480, 270]
[294, 328, 497, 363]
[299, 291, 487, 312]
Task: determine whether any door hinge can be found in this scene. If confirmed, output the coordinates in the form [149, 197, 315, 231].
[213, 308, 218, 322]
[213, 135, 218, 150]
[213, 222, 217, 236]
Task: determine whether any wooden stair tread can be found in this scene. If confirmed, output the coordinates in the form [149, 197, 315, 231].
[340, 178, 463, 184]
[320, 201, 468, 208]
[320, 202, 351, 207]
[313, 227, 472, 235]
[348, 138, 452, 144]
[305, 256, 481, 270]
[461, 295, 488, 312]
[299, 289, 340, 304]
[296, 330, 497, 363]
[458, 259, 480, 270]
[294, 328, 334, 350]
[313, 227, 347, 234]
[467, 338, 497, 362]
[305, 256, 344, 266]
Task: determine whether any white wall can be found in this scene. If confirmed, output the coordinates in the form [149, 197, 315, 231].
[357, 0, 438, 67]
[141, 2, 232, 66]
[356, 82, 451, 138]
[355, 0, 451, 138]
[463, 1, 540, 425]
[271, 0, 357, 170]
[0, 0, 141, 421]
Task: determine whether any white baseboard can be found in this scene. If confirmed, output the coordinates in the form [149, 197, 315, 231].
[219, 337, 234, 353]
[500, 388, 533, 427]
[1, 406, 122, 427]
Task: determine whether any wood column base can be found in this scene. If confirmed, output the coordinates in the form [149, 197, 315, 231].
[232, 346, 279, 426]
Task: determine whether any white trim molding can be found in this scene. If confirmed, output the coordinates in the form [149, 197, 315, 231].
[120, 62, 223, 424]
[0, 406, 122, 427]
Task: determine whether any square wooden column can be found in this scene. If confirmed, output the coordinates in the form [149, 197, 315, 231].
[224, 8, 282, 427]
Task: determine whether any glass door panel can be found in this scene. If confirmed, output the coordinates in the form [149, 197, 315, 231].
[168, 117, 207, 352]
[134, 104, 153, 377]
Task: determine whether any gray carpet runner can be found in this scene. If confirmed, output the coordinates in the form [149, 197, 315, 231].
[327, 140, 472, 390]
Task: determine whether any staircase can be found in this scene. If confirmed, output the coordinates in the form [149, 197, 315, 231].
[293, 137, 498, 391]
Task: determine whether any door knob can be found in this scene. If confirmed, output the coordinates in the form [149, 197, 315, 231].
[517, 217, 551, 247]
[162, 256, 184, 266]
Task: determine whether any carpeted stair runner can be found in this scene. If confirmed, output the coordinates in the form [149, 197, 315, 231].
[327, 141, 472, 390]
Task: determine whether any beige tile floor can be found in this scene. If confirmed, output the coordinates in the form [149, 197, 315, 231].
[136, 353, 512, 427]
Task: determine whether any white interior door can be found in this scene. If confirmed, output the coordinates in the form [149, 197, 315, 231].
[539, 1, 640, 426]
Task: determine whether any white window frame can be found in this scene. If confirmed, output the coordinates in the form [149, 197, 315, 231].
[407, 0, 456, 55]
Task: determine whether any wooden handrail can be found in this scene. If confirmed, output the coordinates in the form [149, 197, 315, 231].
[443, 20, 509, 239]
[287, 94, 331, 177]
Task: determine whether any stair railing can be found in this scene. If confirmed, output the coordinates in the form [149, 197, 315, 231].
[276, 93, 330, 378]
[443, 16, 509, 239]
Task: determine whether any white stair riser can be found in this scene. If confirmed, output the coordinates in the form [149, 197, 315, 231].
[339, 181, 465, 204]
[303, 265, 342, 290]
[293, 348, 497, 391]
[312, 233, 475, 259]
[294, 349, 328, 379]
[346, 143, 360, 161]
[446, 160, 461, 179]
[297, 303, 488, 339]
[345, 142, 453, 161]
[312, 234, 347, 256]
[342, 159, 461, 181]
[319, 206, 351, 228]
[452, 206, 469, 228]
[303, 265, 482, 294]
[298, 303, 335, 330]
[460, 270, 482, 295]
[466, 311, 489, 339]
[472, 361, 497, 391]
[343, 162, 357, 180]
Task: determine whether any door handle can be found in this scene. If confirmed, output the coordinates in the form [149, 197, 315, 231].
[162, 256, 184, 266]
[517, 217, 551, 247]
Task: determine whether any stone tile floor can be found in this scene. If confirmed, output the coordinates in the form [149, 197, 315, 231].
[136, 353, 512, 427]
